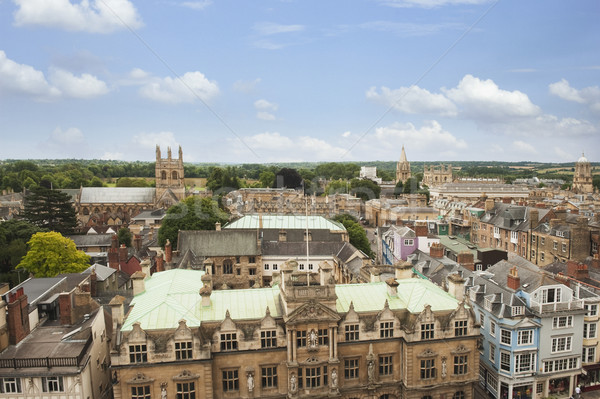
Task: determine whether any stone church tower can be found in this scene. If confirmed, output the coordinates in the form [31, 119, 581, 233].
[155, 145, 186, 207]
[572, 152, 594, 194]
[396, 145, 411, 184]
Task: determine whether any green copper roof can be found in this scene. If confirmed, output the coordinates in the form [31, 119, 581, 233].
[224, 214, 346, 231]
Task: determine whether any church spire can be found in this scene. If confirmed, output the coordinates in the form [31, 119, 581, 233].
[400, 145, 407, 163]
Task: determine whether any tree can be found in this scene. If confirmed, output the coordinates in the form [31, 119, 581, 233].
[333, 214, 374, 258]
[158, 196, 229, 248]
[350, 179, 381, 202]
[259, 171, 275, 188]
[402, 177, 420, 194]
[22, 186, 77, 235]
[273, 168, 303, 189]
[118, 227, 133, 247]
[394, 180, 404, 196]
[0, 220, 42, 274]
[17, 232, 90, 277]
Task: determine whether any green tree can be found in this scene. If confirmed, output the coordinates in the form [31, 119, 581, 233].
[273, 168, 303, 189]
[0, 220, 42, 274]
[394, 180, 404, 196]
[350, 179, 381, 201]
[325, 179, 349, 195]
[403, 177, 420, 194]
[22, 186, 78, 235]
[259, 171, 275, 188]
[333, 214, 374, 258]
[17, 232, 90, 277]
[118, 227, 133, 247]
[158, 197, 229, 248]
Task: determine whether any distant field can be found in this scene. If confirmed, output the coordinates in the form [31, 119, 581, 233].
[508, 166, 535, 170]
[186, 178, 207, 188]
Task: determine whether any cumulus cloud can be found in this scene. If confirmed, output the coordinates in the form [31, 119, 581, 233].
[180, 1, 212, 10]
[254, 99, 278, 120]
[512, 140, 537, 155]
[49, 68, 109, 98]
[444, 74, 541, 121]
[50, 127, 85, 144]
[373, 120, 467, 149]
[13, 0, 143, 33]
[366, 85, 457, 116]
[549, 79, 600, 112]
[139, 71, 219, 104]
[132, 132, 179, 151]
[379, 0, 490, 8]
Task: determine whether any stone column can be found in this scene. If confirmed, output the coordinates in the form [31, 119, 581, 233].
[287, 330, 292, 361]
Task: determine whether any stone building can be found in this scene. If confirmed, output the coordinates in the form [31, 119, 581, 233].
[396, 145, 411, 184]
[155, 145, 186, 207]
[109, 263, 479, 399]
[573, 153, 594, 194]
[423, 165, 453, 187]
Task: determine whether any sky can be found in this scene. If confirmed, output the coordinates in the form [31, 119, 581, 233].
[0, 0, 598, 164]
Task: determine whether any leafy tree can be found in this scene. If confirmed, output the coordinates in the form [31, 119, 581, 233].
[16, 232, 90, 277]
[206, 167, 241, 192]
[22, 186, 78, 235]
[594, 175, 600, 191]
[116, 177, 150, 187]
[158, 196, 229, 248]
[333, 214, 374, 258]
[273, 168, 303, 189]
[326, 179, 349, 195]
[118, 227, 133, 247]
[350, 179, 381, 201]
[259, 171, 275, 188]
[0, 220, 42, 274]
[394, 180, 404, 196]
[402, 177, 420, 194]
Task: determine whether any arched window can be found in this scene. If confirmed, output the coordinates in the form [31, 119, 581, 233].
[172, 171, 178, 180]
[161, 171, 167, 180]
[82, 207, 90, 215]
[453, 391, 465, 399]
[223, 260, 233, 274]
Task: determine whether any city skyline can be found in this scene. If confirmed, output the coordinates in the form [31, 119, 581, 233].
[0, 0, 598, 163]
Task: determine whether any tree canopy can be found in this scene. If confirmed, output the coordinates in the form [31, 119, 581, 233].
[333, 214, 374, 258]
[0, 219, 42, 276]
[273, 168, 304, 189]
[350, 179, 381, 202]
[158, 196, 229, 248]
[118, 227, 133, 247]
[22, 186, 78, 235]
[16, 232, 90, 277]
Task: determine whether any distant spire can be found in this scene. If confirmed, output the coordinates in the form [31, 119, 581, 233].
[400, 145, 407, 163]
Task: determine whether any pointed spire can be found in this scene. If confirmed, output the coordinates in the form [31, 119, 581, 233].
[225, 309, 230, 319]
[384, 299, 389, 309]
[265, 306, 271, 317]
[349, 301, 355, 311]
[400, 145, 407, 163]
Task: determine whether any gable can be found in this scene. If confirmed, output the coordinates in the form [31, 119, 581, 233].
[285, 300, 341, 324]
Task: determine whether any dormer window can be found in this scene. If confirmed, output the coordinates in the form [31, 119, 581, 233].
[541, 287, 561, 304]
[512, 306, 525, 316]
[220, 333, 238, 351]
[484, 298, 492, 311]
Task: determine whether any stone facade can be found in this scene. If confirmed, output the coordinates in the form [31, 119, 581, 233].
[155, 145, 186, 207]
[423, 164, 453, 187]
[396, 145, 411, 184]
[573, 153, 594, 194]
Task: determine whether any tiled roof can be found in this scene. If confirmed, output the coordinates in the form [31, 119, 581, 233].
[177, 230, 260, 256]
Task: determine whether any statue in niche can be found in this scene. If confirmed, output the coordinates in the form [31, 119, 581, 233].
[290, 373, 297, 392]
[247, 373, 254, 392]
[368, 359, 375, 382]
[309, 329, 318, 348]
[442, 357, 447, 378]
[331, 368, 338, 388]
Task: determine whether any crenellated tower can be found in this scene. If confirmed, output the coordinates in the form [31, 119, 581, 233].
[155, 145, 185, 207]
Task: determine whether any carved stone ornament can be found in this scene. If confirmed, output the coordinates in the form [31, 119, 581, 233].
[417, 348, 438, 358]
[172, 370, 200, 381]
[451, 344, 471, 354]
[127, 373, 155, 384]
[305, 357, 320, 363]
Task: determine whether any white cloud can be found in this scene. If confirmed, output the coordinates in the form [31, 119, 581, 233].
[233, 78, 261, 93]
[512, 140, 537, 155]
[372, 120, 467, 149]
[252, 22, 307, 50]
[254, 99, 278, 120]
[13, 0, 143, 33]
[180, 1, 212, 10]
[257, 112, 276, 121]
[139, 71, 219, 104]
[129, 68, 150, 80]
[0, 50, 60, 100]
[553, 147, 573, 161]
[50, 127, 85, 144]
[49, 68, 109, 98]
[342, 131, 352, 138]
[253, 22, 305, 36]
[366, 85, 457, 116]
[132, 132, 179, 151]
[549, 79, 600, 112]
[379, 0, 490, 8]
[444, 74, 541, 121]
[101, 152, 124, 160]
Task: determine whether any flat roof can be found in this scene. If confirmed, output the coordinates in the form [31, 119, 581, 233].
[224, 214, 346, 231]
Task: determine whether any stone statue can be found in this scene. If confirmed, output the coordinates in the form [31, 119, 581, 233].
[309, 329, 317, 348]
[247, 373, 254, 392]
[331, 368, 338, 388]
[290, 373, 297, 392]
[441, 357, 447, 378]
[368, 359, 375, 382]
[161, 387, 167, 399]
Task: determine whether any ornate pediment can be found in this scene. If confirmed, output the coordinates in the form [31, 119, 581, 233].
[174, 319, 192, 340]
[417, 348, 438, 358]
[417, 304, 435, 323]
[127, 373, 155, 384]
[451, 344, 471, 354]
[172, 370, 200, 381]
[128, 322, 147, 343]
[260, 307, 277, 329]
[285, 300, 341, 324]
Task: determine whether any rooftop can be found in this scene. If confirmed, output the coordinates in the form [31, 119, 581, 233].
[224, 214, 346, 231]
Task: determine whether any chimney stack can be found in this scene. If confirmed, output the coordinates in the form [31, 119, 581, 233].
[370, 268, 382, 283]
[319, 261, 333, 286]
[215, 222, 221, 231]
[447, 272, 466, 302]
[90, 270, 97, 297]
[155, 252, 164, 272]
[414, 224, 428, 237]
[165, 239, 172, 263]
[7, 288, 30, 344]
[429, 242, 444, 259]
[394, 261, 413, 280]
[108, 235, 119, 269]
[133, 234, 142, 252]
[457, 251, 475, 271]
[140, 259, 151, 279]
[386, 277, 399, 297]
[567, 260, 589, 280]
[485, 199, 495, 212]
[200, 274, 213, 307]
[529, 208, 539, 230]
[131, 271, 146, 296]
[507, 266, 521, 290]
[109, 295, 126, 327]
[119, 244, 128, 264]
[59, 292, 72, 326]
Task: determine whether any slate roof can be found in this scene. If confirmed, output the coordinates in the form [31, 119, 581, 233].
[177, 230, 261, 256]
[262, 241, 345, 257]
[79, 187, 155, 204]
[480, 203, 549, 232]
[82, 263, 117, 282]
[131, 209, 167, 221]
[224, 214, 346, 231]
[67, 233, 113, 247]
[4, 277, 65, 305]
[485, 254, 561, 294]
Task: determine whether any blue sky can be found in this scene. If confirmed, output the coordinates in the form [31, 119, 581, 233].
[0, 0, 598, 163]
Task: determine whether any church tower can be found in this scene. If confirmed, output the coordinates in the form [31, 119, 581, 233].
[396, 145, 411, 184]
[572, 152, 594, 194]
[155, 145, 185, 207]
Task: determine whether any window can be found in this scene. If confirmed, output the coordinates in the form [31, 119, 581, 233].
[543, 357, 579, 373]
[261, 366, 278, 389]
[553, 315, 573, 328]
[421, 323, 435, 340]
[583, 347, 596, 363]
[223, 259, 233, 274]
[379, 355, 393, 376]
[297, 330, 307, 347]
[518, 330, 533, 345]
[584, 322, 597, 339]
[305, 366, 323, 388]
[500, 351, 511, 372]
[249, 256, 256, 263]
[1, 378, 21, 394]
[540, 237, 545, 245]
[318, 329, 329, 345]
[553, 241, 558, 250]
[380, 321, 394, 338]
[453, 392, 465, 399]
[515, 353, 535, 373]
[489, 343, 496, 363]
[454, 355, 468, 375]
[536, 382, 543, 394]
[479, 312, 485, 329]
[404, 239, 414, 246]
[500, 329, 511, 345]
[345, 324, 359, 341]
[512, 306, 525, 316]
[562, 243, 567, 252]
[490, 321, 496, 337]
[131, 385, 151, 399]
[222, 369, 239, 392]
[420, 359, 436, 379]
[542, 287, 561, 303]
[540, 252, 545, 262]
[220, 333, 238, 351]
[551, 336, 572, 353]
[129, 344, 148, 363]
[532, 235, 536, 243]
[345, 358, 360, 379]
[235, 256, 240, 263]
[455, 320, 467, 336]
[585, 303, 599, 317]
[42, 377, 64, 393]
[264, 264, 269, 270]
[176, 382, 195, 399]
[261, 329, 277, 348]
[175, 341, 192, 360]
[272, 263, 278, 271]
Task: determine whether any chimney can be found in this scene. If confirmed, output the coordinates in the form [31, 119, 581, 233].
[370, 268, 382, 283]
[155, 252, 164, 272]
[415, 224, 428, 237]
[165, 239, 172, 263]
[200, 273, 213, 307]
[485, 199, 495, 212]
[319, 261, 333, 286]
[111, 234, 119, 250]
[529, 208, 539, 230]
[502, 197, 511, 204]
[429, 242, 444, 259]
[140, 259, 151, 279]
[447, 272, 466, 302]
[119, 244, 128, 264]
[215, 222, 221, 231]
[457, 251, 475, 271]
[7, 288, 30, 344]
[386, 277, 399, 297]
[108, 235, 119, 269]
[131, 271, 146, 296]
[203, 259, 213, 275]
[567, 260, 589, 280]
[90, 269, 97, 297]
[59, 292, 72, 326]
[394, 261, 413, 280]
[133, 234, 142, 252]
[109, 295, 125, 327]
[507, 266, 521, 290]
